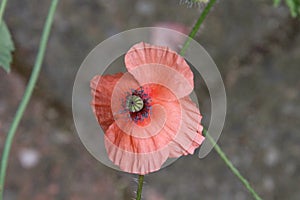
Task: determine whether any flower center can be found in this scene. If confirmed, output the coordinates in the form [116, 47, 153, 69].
[126, 95, 144, 112]
[125, 87, 151, 123]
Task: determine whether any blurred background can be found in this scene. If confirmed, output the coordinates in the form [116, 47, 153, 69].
[0, 0, 300, 199]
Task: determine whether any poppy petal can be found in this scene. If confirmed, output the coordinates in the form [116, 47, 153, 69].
[105, 135, 169, 175]
[168, 96, 204, 157]
[90, 73, 123, 131]
[125, 42, 194, 99]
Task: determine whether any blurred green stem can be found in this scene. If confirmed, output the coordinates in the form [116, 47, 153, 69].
[136, 175, 144, 200]
[0, 0, 8, 24]
[180, 0, 217, 55]
[0, 0, 59, 199]
[203, 130, 263, 200]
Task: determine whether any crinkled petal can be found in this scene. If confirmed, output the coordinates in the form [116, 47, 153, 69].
[125, 42, 194, 99]
[105, 135, 169, 175]
[90, 73, 123, 131]
[168, 96, 204, 157]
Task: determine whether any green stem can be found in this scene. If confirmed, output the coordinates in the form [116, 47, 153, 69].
[136, 175, 145, 200]
[0, 0, 8, 24]
[203, 130, 263, 200]
[180, 0, 217, 56]
[0, 0, 59, 199]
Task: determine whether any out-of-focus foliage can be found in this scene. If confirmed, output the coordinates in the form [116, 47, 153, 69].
[0, 22, 14, 73]
[274, 0, 300, 17]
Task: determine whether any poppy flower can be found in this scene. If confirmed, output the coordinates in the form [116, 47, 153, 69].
[90, 42, 204, 175]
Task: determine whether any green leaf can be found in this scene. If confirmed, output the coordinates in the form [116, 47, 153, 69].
[273, 0, 300, 17]
[0, 21, 14, 73]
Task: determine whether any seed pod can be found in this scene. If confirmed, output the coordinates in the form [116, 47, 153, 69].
[126, 95, 144, 112]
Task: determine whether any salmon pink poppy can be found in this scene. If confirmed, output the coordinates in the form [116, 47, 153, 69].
[90, 42, 204, 175]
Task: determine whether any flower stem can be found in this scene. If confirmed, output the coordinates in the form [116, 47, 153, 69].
[136, 175, 145, 200]
[180, 0, 217, 56]
[203, 130, 263, 200]
[0, 0, 59, 199]
[0, 0, 8, 24]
